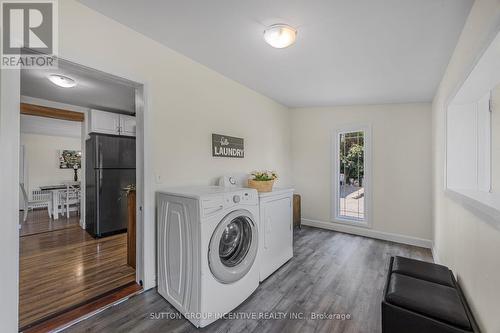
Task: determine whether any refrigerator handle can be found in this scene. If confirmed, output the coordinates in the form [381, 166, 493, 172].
[99, 169, 103, 193]
[98, 142, 102, 169]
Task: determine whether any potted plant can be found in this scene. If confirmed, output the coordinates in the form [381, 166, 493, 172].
[247, 171, 278, 192]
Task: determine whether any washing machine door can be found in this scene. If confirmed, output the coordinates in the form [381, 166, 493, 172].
[208, 209, 258, 284]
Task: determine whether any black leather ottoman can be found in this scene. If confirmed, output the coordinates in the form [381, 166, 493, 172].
[382, 257, 479, 333]
[391, 256, 455, 287]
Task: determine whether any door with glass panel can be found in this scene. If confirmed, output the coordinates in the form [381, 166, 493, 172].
[334, 126, 371, 226]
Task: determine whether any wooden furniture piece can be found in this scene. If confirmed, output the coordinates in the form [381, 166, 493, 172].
[89, 109, 136, 137]
[127, 190, 136, 269]
[293, 194, 301, 229]
[20, 183, 53, 221]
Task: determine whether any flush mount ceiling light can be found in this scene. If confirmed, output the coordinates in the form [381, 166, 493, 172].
[263, 24, 297, 49]
[48, 74, 77, 88]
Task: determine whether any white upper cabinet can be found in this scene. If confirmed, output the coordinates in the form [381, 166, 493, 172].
[119, 114, 136, 137]
[90, 109, 120, 135]
[89, 109, 136, 137]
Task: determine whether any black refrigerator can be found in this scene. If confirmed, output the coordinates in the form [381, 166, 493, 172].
[86, 134, 136, 238]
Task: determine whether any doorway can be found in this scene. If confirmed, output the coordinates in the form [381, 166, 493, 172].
[17, 59, 145, 331]
[19, 104, 83, 237]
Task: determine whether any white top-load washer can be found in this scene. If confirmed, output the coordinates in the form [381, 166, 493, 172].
[156, 186, 260, 328]
[218, 175, 294, 282]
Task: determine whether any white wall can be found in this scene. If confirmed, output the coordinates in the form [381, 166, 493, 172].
[291, 103, 433, 245]
[57, 0, 292, 291]
[20, 133, 82, 197]
[21, 114, 81, 138]
[60, 0, 292, 186]
[432, 0, 500, 332]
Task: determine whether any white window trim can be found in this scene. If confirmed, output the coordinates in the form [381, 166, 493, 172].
[331, 124, 373, 228]
[441, 30, 500, 226]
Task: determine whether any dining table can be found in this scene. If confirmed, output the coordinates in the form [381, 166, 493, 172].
[39, 181, 80, 220]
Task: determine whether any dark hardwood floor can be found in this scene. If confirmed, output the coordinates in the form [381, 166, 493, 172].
[64, 226, 432, 333]
[19, 209, 80, 237]
[19, 224, 136, 330]
[23, 283, 143, 333]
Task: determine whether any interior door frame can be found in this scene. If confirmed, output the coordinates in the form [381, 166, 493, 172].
[19, 144, 26, 209]
[0, 67, 21, 332]
[49, 57, 153, 291]
[1, 55, 153, 329]
[19, 96, 87, 228]
[47, 57, 151, 289]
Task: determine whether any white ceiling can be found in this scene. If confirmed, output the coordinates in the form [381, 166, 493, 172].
[21, 60, 137, 114]
[78, 0, 473, 107]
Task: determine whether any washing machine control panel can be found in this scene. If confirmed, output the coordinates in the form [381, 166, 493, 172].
[201, 190, 258, 217]
[224, 190, 257, 207]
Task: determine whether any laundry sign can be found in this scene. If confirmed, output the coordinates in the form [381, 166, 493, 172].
[212, 134, 244, 158]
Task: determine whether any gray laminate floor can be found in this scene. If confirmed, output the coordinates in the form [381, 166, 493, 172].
[64, 226, 432, 333]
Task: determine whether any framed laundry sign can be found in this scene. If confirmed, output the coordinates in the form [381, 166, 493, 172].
[212, 134, 244, 158]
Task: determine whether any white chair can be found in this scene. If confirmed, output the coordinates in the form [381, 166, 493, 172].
[19, 183, 52, 222]
[60, 185, 81, 218]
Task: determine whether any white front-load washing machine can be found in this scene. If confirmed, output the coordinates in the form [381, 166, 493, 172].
[156, 186, 260, 328]
[218, 175, 294, 282]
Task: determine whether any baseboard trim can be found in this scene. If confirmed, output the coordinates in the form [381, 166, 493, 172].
[301, 218, 433, 249]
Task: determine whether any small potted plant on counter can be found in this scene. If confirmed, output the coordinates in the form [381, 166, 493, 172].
[247, 170, 278, 192]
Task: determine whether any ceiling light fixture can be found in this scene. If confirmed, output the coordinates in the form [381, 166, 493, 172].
[48, 74, 77, 88]
[263, 24, 297, 49]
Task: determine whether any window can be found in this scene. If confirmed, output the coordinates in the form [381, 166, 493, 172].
[333, 125, 371, 226]
[445, 30, 500, 221]
[447, 94, 491, 191]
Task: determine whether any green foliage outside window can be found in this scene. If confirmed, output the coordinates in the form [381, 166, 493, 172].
[340, 132, 364, 185]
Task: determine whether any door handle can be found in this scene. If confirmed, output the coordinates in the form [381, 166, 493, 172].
[98, 142, 103, 169]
